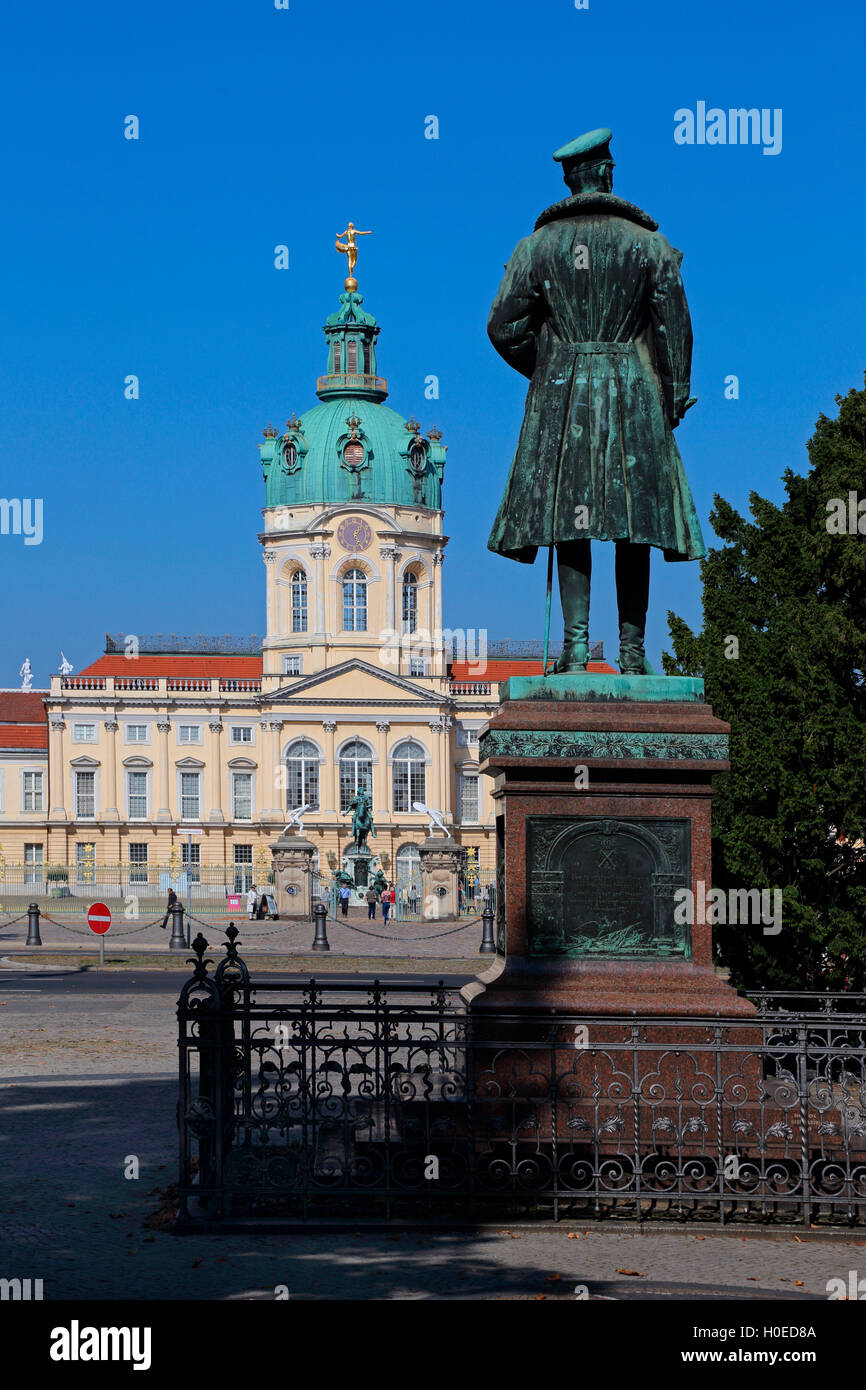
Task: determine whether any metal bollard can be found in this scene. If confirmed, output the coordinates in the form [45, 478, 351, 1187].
[312, 902, 330, 952]
[479, 907, 496, 954]
[26, 902, 43, 947]
[168, 901, 187, 952]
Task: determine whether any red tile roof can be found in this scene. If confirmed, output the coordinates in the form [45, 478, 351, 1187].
[0, 691, 47, 722]
[79, 656, 263, 678]
[0, 726, 48, 750]
[451, 659, 618, 679]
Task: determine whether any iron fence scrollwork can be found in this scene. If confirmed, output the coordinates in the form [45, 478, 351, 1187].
[177, 930, 866, 1228]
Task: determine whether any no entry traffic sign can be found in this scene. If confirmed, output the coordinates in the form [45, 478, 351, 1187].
[87, 902, 112, 935]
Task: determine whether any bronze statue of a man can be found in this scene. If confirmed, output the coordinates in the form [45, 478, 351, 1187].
[486, 128, 706, 674]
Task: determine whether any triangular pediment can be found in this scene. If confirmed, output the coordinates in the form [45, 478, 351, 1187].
[266, 659, 442, 704]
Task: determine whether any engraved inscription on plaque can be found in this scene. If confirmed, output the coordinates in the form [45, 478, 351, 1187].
[526, 816, 690, 959]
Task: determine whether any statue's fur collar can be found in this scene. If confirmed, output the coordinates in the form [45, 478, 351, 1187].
[534, 191, 658, 233]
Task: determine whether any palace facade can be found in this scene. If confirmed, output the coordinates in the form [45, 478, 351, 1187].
[1, 269, 614, 902]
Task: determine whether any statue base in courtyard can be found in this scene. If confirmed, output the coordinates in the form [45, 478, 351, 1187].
[344, 848, 373, 889]
[462, 673, 754, 1017]
[418, 836, 461, 921]
[270, 832, 315, 920]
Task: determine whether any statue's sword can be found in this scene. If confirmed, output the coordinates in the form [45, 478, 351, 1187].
[542, 544, 554, 676]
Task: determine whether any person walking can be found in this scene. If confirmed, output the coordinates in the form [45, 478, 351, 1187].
[247, 885, 258, 920]
[339, 882, 351, 917]
[365, 885, 378, 920]
[381, 883, 395, 924]
[160, 886, 177, 930]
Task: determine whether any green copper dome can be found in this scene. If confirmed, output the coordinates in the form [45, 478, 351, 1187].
[260, 290, 446, 511]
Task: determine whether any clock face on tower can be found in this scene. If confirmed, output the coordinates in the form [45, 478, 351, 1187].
[337, 516, 372, 553]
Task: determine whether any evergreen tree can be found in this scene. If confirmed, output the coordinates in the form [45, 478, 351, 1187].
[664, 379, 866, 990]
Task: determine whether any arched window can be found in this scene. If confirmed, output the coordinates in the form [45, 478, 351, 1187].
[339, 739, 373, 812]
[342, 568, 367, 631]
[392, 739, 426, 812]
[396, 844, 421, 877]
[402, 572, 418, 634]
[286, 740, 319, 811]
[346, 339, 358, 372]
[291, 569, 308, 633]
[333, 341, 342, 373]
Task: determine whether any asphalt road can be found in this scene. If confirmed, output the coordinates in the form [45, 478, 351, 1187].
[0, 968, 471, 998]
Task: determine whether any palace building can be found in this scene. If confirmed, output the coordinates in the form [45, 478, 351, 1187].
[1, 258, 614, 907]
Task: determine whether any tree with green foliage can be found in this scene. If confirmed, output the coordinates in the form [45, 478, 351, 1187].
[664, 378, 866, 991]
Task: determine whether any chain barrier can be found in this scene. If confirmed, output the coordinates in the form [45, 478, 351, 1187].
[187, 909, 480, 946]
[0, 911, 31, 930]
[319, 916, 480, 943]
[35, 911, 168, 938]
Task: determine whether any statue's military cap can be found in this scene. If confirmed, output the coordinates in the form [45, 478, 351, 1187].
[553, 127, 613, 170]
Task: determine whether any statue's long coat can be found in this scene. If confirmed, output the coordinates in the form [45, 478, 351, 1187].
[486, 192, 706, 564]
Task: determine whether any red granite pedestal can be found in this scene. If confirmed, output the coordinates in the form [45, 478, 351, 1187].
[463, 680, 755, 1018]
[458, 681, 766, 1173]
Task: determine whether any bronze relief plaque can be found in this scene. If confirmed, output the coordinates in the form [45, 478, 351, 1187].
[526, 816, 690, 959]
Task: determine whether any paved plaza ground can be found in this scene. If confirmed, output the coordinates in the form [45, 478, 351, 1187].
[1, 950, 864, 1303]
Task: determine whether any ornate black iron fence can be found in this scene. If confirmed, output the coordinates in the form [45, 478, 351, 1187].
[176, 930, 866, 1228]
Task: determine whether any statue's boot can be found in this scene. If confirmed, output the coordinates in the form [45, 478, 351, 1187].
[553, 540, 591, 672]
[616, 541, 651, 674]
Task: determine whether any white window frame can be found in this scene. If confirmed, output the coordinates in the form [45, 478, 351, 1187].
[74, 768, 97, 819]
[285, 740, 320, 812]
[233, 844, 254, 894]
[128, 842, 149, 885]
[24, 842, 44, 885]
[459, 771, 481, 823]
[21, 769, 45, 813]
[177, 724, 202, 745]
[72, 723, 97, 744]
[124, 723, 150, 744]
[232, 771, 254, 822]
[179, 770, 202, 821]
[391, 740, 427, 814]
[126, 769, 150, 821]
[282, 654, 303, 676]
[229, 725, 254, 746]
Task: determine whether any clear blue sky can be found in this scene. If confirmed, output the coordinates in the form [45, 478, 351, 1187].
[2, 0, 863, 685]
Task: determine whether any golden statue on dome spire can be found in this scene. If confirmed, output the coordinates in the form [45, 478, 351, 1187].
[335, 221, 372, 291]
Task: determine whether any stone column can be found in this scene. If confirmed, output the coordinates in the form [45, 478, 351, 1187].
[441, 717, 453, 826]
[428, 718, 447, 817]
[156, 719, 171, 821]
[310, 543, 330, 635]
[262, 548, 278, 635]
[379, 545, 398, 632]
[432, 548, 445, 676]
[321, 721, 337, 813]
[49, 718, 66, 820]
[207, 720, 224, 823]
[265, 720, 284, 822]
[374, 720, 390, 823]
[102, 719, 119, 820]
[380, 545, 401, 674]
[259, 719, 271, 817]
